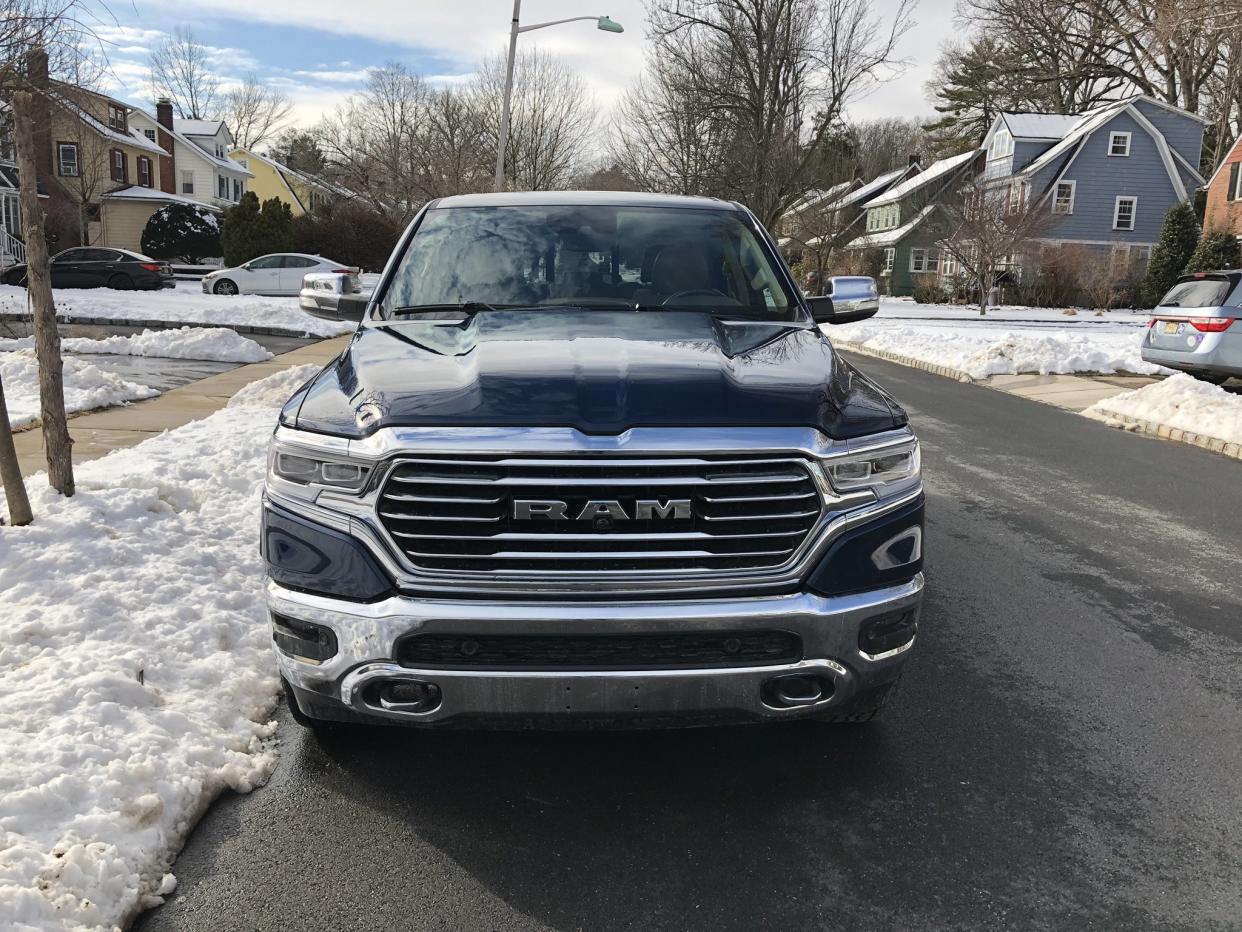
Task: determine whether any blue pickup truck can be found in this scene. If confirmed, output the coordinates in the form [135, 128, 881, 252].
[261, 191, 924, 730]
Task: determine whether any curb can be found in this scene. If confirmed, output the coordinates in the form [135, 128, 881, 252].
[0, 311, 331, 339]
[832, 340, 976, 383]
[1084, 410, 1242, 461]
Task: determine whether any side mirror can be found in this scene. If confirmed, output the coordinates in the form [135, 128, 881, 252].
[335, 293, 370, 321]
[806, 295, 836, 323]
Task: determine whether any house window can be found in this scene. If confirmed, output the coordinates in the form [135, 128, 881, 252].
[1052, 180, 1076, 215]
[143, 128, 156, 142]
[217, 174, 227, 199]
[108, 105, 127, 132]
[232, 178, 241, 201]
[883, 248, 895, 273]
[989, 129, 1014, 160]
[137, 156, 152, 188]
[57, 142, 79, 177]
[1008, 183, 1024, 214]
[110, 148, 126, 182]
[181, 171, 194, 194]
[909, 248, 940, 273]
[1109, 132, 1131, 157]
[215, 142, 225, 158]
[1113, 196, 1137, 231]
[1230, 163, 1241, 202]
[237, 158, 248, 168]
[1112, 243, 1152, 272]
[942, 252, 958, 275]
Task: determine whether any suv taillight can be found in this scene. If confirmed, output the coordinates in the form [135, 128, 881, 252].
[1189, 318, 1234, 333]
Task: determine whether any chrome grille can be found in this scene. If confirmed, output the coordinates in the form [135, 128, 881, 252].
[375, 455, 825, 576]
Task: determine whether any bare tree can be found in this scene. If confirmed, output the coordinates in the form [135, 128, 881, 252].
[473, 48, 597, 191]
[935, 173, 1056, 314]
[220, 74, 291, 148]
[0, 373, 33, 524]
[149, 26, 219, 119]
[614, 0, 915, 228]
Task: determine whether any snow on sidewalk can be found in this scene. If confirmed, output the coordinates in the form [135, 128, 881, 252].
[1084, 373, 1242, 447]
[0, 327, 272, 364]
[2, 352, 159, 429]
[828, 298, 1167, 379]
[0, 365, 320, 932]
[0, 282, 352, 338]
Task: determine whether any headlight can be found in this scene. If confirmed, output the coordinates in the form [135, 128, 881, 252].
[269, 447, 372, 492]
[823, 440, 920, 492]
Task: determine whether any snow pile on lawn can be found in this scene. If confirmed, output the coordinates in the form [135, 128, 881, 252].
[0, 365, 320, 932]
[830, 321, 1167, 379]
[2, 351, 159, 429]
[1084, 373, 1242, 446]
[0, 282, 352, 338]
[0, 327, 271, 363]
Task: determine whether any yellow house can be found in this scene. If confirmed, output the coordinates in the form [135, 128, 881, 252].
[230, 148, 347, 216]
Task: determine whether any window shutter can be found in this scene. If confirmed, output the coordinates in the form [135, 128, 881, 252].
[1230, 162, 1240, 203]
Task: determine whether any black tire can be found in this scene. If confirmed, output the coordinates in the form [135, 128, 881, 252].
[213, 278, 239, 296]
[815, 677, 901, 724]
[282, 678, 336, 732]
[1190, 371, 1230, 386]
[3, 269, 27, 286]
[107, 273, 133, 290]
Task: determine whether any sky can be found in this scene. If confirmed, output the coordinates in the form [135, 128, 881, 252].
[93, 0, 959, 135]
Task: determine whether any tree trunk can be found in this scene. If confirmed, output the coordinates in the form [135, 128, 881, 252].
[14, 91, 74, 496]
[977, 273, 990, 315]
[0, 375, 34, 526]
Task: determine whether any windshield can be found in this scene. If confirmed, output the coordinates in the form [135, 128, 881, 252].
[1158, 277, 1235, 309]
[379, 205, 798, 321]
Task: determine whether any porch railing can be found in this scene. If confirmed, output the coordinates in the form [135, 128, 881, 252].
[0, 228, 25, 265]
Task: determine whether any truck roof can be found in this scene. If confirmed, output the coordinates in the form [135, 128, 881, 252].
[430, 190, 739, 211]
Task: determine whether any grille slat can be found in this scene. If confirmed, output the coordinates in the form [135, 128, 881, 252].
[376, 454, 824, 575]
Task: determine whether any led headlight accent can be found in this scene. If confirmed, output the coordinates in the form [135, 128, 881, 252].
[271, 449, 371, 492]
[825, 440, 920, 492]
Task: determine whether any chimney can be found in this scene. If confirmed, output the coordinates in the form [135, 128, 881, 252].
[908, 152, 921, 167]
[156, 98, 174, 130]
[155, 98, 176, 193]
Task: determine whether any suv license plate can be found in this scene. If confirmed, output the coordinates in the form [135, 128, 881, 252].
[1162, 321, 1181, 334]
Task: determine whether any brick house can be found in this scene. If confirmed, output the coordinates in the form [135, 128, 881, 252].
[1202, 133, 1242, 266]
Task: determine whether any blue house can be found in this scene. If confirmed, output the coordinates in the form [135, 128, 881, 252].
[981, 96, 1208, 272]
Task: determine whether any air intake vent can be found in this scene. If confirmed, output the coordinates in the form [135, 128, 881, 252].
[375, 454, 824, 577]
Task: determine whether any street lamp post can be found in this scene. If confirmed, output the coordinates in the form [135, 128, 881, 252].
[493, 2, 623, 192]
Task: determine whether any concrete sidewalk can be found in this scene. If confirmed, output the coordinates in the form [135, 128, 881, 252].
[980, 373, 1157, 412]
[14, 335, 349, 476]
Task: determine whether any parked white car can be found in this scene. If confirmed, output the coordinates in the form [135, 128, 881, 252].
[202, 253, 357, 297]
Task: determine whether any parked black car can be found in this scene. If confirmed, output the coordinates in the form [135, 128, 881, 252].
[1, 247, 175, 290]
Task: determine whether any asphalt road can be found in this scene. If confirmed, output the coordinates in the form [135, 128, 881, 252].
[135, 354, 1242, 932]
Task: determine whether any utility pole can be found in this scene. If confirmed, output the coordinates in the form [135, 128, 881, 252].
[493, 6, 624, 192]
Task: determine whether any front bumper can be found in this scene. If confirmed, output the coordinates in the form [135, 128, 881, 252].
[269, 575, 923, 728]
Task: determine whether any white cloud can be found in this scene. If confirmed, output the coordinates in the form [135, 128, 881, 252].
[291, 69, 371, 84]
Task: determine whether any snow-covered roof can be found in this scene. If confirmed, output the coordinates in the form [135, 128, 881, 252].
[238, 148, 353, 200]
[131, 109, 251, 177]
[867, 151, 978, 208]
[48, 91, 165, 156]
[845, 204, 937, 248]
[102, 185, 223, 211]
[787, 179, 857, 216]
[174, 119, 224, 137]
[834, 167, 911, 209]
[999, 113, 1081, 140]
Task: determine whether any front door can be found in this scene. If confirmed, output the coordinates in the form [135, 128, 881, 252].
[49, 248, 85, 287]
[278, 256, 319, 295]
[243, 255, 284, 294]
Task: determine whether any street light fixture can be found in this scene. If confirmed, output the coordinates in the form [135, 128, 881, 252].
[493, 3, 624, 192]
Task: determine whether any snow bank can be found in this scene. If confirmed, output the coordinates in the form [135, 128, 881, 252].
[1084, 373, 1242, 446]
[830, 322, 1167, 379]
[0, 370, 303, 932]
[227, 363, 321, 408]
[0, 282, 352, 338]
[0, 327, 271, 363]
[2, 351, 159, 428]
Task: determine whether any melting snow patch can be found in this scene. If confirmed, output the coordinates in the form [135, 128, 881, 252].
[0, 369, 300, 931]
[2, 351, 159, 428]
[1084, 373, 1242, 446]
[1, 327, 272, 363]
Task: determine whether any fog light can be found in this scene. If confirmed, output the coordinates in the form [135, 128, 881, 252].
[377, 680, 442, 713]
[871, 526, 922, 570]
[272, 614, 338, 663]
[859, 610, 917, 659]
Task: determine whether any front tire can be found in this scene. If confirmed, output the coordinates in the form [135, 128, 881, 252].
[213, 278, 239, 296]
[107, 273, 133, 290]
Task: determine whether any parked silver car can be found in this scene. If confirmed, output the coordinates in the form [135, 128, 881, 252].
[1142, 271, 1241, 384]
[299, 271, 373, 321]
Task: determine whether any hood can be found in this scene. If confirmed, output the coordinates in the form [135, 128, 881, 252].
[286, 310, 905, 439]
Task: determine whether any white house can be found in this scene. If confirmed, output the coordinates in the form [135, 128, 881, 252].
[128, 101, 252, 211]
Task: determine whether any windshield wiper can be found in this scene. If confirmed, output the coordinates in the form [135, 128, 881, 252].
[390, 301, 502, 317]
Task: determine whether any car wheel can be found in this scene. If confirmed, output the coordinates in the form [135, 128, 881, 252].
[107, 273, 133, 290]
[1190, 371, 1230, 386]
[213, 278, 239, 296]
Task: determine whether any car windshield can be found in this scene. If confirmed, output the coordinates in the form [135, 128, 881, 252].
[379, 205, 797, 321]
[1158, 277, 1233, 309]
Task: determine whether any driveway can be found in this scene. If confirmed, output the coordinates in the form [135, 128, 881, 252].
[134, 352, 1242, 931]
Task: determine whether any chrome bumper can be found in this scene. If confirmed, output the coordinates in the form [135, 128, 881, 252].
[269, 574, 923, 727]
